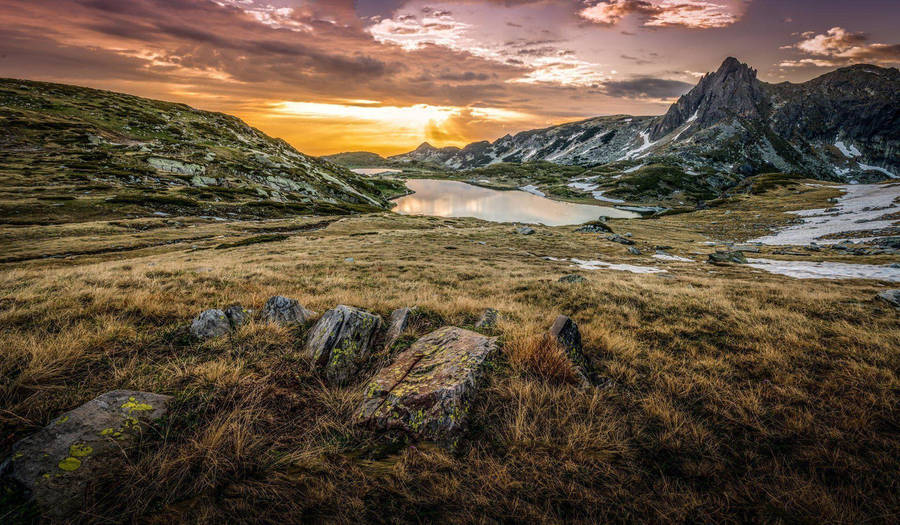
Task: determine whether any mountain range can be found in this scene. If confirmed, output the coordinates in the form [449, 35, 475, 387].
[386, 58, 898, 183]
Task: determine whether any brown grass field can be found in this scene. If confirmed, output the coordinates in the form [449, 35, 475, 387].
[1, 182, 898, 523]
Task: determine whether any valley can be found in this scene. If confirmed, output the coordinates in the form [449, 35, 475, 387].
[1, 59, 898, 523]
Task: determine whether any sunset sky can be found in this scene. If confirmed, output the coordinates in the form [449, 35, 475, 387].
[1, 0, 897, 156]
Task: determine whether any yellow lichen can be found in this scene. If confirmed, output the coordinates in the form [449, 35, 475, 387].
[121, 398, 154, 412]
[56, 415, 69, 424]
[58, 457, 81, 471]
[69, 443, 93, 457]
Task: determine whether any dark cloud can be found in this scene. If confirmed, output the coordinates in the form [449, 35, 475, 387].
[602, 76, 693, 99]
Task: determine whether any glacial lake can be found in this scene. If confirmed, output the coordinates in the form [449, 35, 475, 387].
[351, 168, 402, 175]
[393, 179, 638, 226]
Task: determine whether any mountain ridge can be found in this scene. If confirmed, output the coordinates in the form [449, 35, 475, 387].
[388, 58, 898, 183]
[0, 77, 403, 223]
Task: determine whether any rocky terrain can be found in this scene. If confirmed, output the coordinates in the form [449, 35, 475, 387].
[386, 58, 898, 204]
[0, 79, 406, 225]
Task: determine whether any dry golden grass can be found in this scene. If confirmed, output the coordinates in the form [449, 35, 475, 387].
[1, 184, 899, 523]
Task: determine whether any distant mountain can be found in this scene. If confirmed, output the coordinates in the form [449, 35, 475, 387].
[391, 58, 899, 183]
[320, 151, 390, 167]
[388, 142, 462, 166]
[0, 78, 401, 224]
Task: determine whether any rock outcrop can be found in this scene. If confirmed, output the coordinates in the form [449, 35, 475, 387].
[304, 305, 383, 384]
[261, 296, 315, 325]
[0, 390, 170, 518]
[356, 327, 498, 442]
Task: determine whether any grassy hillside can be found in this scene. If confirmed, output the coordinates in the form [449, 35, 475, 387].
[1, 181, 898, 522]
[0, 79, 406, 225]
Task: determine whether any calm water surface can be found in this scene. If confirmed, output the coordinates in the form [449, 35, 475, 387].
[351, 168, 402, 175]
[394, 179, 637, 226]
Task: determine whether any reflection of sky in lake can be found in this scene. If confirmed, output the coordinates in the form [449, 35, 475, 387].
[394, 179, 637, 226]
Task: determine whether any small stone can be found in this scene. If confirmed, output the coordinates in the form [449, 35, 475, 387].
[260, 296, 315, 325]
[190, 309, 230, 339]
[224, 304, 251, 329]
[356, 327, 498, 442]
[515, 226, 535, 235]
[344, 257, 355, 263]
[877, 289, 900, 308]
[384, 307, 416, 351]
[606, 234, 635, 245]
[558, 274, 586, 284]
[0, 390, 170, 519]
[304, 305, 384, 384]
[654, 245, 673, 251]
[475, 308, 499, 332]
[627, 246, 642, 255]
[548, 315, 593, 387]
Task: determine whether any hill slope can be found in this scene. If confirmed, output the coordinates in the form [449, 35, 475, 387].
[391, 59, 899, 184]
[0, 78, 402, 224]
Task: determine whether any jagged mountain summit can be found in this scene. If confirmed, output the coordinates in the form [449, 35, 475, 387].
[391, 58, 899, 182]
[0, 78, 400, 224]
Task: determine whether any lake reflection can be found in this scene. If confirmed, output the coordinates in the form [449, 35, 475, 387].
[394, 179, 637, 226]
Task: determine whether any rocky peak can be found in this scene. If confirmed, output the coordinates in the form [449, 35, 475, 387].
[651, 57, 768, 139]
[413, 141, 437, 152]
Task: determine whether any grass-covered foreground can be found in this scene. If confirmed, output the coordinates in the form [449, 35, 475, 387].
[1, 182, 898, 523]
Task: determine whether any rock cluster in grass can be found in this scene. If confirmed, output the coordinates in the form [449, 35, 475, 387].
[3, 300, 598, 520]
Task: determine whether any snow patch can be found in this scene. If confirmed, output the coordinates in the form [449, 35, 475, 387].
[750, 183, 900, 245]
[623, 164, 644, 174]
[619, 131, 657, 160]
[859, 164, 898, 179]
[572, 258, 666, 274]
[653, 253, 693, 262]
[834, 141, 861, 158]
[746, 258, 900, 282]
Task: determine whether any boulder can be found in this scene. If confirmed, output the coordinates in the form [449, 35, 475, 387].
[549, 315, 593, 387]
[606, 234, 635, 245]
[190, 309, 230, 339]
[384, 307, 416, 351]
[877, 289, 900, 308]
[558, 274, 586, 284]
[475, 308, 499, 332]
[261, 295, 315, 325]
[707, 251, 747, 264]
[0, 390, 170, 519]
[356, 327, 498, 441]
[224, 304, 251, 329]
[304, 305, 383, 384]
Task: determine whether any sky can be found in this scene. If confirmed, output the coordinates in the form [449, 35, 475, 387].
[1, 0, 897, 156]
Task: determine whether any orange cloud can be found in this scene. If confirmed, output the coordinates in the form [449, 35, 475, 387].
[579, 0, 748, 29]
[780, 27, 900, 67]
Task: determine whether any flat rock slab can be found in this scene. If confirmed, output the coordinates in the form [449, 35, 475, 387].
[357, 326, 498, 441]
[304, 305, 383, 384]
[1, 390, 170, 519]
[877, 289, 900, 308]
